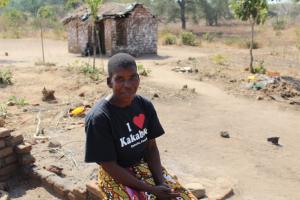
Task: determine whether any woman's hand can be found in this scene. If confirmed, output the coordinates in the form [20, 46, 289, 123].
[150, 184, 180, 200]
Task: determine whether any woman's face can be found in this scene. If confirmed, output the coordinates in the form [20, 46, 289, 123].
[108, 66, 140, 104]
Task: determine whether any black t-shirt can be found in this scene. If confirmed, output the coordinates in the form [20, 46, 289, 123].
[85, 95, 165, 167]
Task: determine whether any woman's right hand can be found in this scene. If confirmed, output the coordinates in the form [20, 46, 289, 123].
[150, 185, 180, 200]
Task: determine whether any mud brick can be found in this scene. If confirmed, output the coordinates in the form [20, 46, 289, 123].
[0, 128, 12, 138]
[86, 181, 104, 200]
[5, 155, 17, 165]
[67, 192, 76, 200]
[0, 147, 13, 158]
[0, 174, 11, 182]
[0, 163, 17, 176]
[18, 154, 35, 165]
[5, 134, 24, 147]
[15, 143, 32, 154]
[0, 140, 5, 149]
[73, 186, 87, 200]
[51, 176, 74, 198]
[0, 159, 5, 168]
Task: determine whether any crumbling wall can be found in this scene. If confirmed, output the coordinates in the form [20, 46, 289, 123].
[66, 19, 90, 54]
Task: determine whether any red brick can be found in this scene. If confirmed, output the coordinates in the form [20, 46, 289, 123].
[86, 181, 104, 199]
[73, 186, 87, 200]
[0, 147, 13, 158]
[15, 143, 32, 154]
[5, 134, 24, 147]
[0, 128, 12, 138]
[67, 192, 76, 200]
[5, 155, 17, 165]
[0, 163, 18, 176]
[18, 154, 35, 165]
[0, 140, 5, 149]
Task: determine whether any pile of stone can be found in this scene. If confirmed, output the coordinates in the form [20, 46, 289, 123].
[0, 128, 35, 182]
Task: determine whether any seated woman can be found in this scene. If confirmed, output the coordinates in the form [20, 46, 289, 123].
[85, 53, 196, 200]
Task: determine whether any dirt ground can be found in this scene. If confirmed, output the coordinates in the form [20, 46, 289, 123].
[1, 37, 300, 200]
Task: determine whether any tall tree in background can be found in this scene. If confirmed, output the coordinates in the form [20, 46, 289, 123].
[36, 5, 55, 64]
[85, 0, 103, 69]
[0, 0, 9, 7]
[230, 0, 268, 73]
[177, 0, 186, 29]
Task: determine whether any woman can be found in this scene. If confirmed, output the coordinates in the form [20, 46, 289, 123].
[85, 53, 196, 200]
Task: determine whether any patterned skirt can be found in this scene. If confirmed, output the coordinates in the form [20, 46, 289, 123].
[98, 161, 197, 200]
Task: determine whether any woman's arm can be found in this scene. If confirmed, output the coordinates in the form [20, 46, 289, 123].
[144, 139, 165, 186]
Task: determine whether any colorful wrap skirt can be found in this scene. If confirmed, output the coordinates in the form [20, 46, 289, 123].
[98, 161, 197, 200]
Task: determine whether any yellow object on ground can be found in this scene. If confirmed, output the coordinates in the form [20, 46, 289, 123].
[248, 75, 256, 81]
[70, 106, 85, 116]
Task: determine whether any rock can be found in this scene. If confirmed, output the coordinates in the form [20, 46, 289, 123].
[153, 93, 159, 98]
[185, 183, 206, 199]
[267, 137, 280, 146]
[6, 102, 14, 106]
[229, 79, 237, 83]
[207, 178, 234, 200]
[182, 85, 188, 90]
[42, 87, 56, 102]
[220, 131, 230, 139]
[22, 108, 28, 112]
[256, 96, 264, 101]
[79, 92, 85, 97]
[0, 190, 9, 200]
[48, 140, 62, 148]
[4, 52, 8, 56]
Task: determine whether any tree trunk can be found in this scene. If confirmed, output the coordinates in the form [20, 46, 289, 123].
[40, 23, 45, 64]
[92, 24, 96, 70]
[177, 0, 186, 30]
[250, 21, 255, 73]
[96, 26, 104, 73]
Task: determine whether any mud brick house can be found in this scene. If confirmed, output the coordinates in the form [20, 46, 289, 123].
[63, 3, 157, 57]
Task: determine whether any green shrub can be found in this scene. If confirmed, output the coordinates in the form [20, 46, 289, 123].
[272, 19, 286, 31]
[211, 54, 226, 65]
[80, 63, 100, 81]
[181, 31, 197, 46]
[163, 33, 177, 45]
[0, 103, 7, 118]
[0, 69, 12, 85]
[254, 61, 266, 74]
[203, 32, 214, 42]
[8, 96, 29, 106]
[137, 64, 151, 76]
[244, 41, 259, 49]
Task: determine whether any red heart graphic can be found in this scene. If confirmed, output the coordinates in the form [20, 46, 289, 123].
[133, 114, 145, 129]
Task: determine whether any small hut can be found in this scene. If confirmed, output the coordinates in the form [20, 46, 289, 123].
[63, 3, 157, 57]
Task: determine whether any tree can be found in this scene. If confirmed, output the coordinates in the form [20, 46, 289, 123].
[85, 0, 103, 69]
[36, 5, 55, 64]
[177, 0, 186, 29]
[3, 8, 27, 37]
[0, 0, 9, 7]
[230, 0, 268, 73]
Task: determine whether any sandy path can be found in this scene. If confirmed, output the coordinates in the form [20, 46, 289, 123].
[145, 64, 300, 200]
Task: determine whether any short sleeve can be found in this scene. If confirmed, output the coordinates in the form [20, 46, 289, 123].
[146, 101, 165, 140]
[85, 114, 117, 163]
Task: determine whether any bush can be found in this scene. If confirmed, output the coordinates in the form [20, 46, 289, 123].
[163, 33, 177, 45]
[181, 31, 197, 46]
[254, 61, 266, 74]
[211, 54, 226, 65]
[0, 69, 12, 85]
[244, 41, 259, 49]
[7, 96, 29, 106]
[203, 32, 214, 42]
[0, 103, 7, 118]
[272, 19, 286, 31]
[79, 62, 100, 81]
[224, 37, 259, 49]
[137, 64, 151, 76]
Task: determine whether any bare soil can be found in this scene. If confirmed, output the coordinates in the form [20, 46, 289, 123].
[1, 37, 300, 200]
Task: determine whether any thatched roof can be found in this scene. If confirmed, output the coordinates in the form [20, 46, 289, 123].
[63, 3, 153, 25]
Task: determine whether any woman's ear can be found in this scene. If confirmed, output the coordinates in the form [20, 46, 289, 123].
[107, 77, 112, 88]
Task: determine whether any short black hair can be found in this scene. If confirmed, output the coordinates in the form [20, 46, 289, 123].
[108, 53, 137, 77]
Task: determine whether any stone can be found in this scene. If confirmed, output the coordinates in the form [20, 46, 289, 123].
[185, 183, 206, 199]
[48, 140, 62, 148]
[0, 164, 17, 176]
[50, 176, 74, 198]
[220, 131, 230, 139]
[0, 147, 13, 159]
[0, 190, 9, 200]
[0, 140, 5, 149]
[256, 96, 264, 101]
[0, 129, 12, 138]
[15, 143, 32, 154]
[207, 178, 234, 200]
[86, 181, 104, 199]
